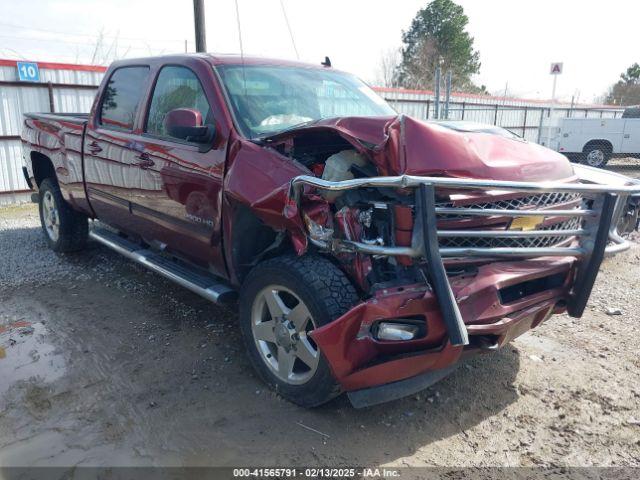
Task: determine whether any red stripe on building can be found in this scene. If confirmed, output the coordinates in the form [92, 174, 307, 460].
[0, 58, 107, 73]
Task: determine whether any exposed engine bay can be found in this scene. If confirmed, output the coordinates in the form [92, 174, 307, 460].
[269, 129, 447, 294]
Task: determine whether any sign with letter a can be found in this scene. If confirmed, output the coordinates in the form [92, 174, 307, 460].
[550, 63, 563, 75]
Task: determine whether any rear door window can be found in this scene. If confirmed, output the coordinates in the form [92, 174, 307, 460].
[145, 66, 212, 139]
[99, 66, 150, 131]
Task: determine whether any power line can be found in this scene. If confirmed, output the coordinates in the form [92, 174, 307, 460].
[0, 20, 187, 44]
[0, 47, 27, 60]
[279, 0, 299, 60]
[234, 0, 245, 59]
[234, 0, 247, 95]
[0, 33, 179, 52]
[0, 33, 100, 47]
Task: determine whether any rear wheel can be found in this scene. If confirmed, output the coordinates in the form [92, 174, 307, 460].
[38, 178, 88, 252]
[239, 255, 358, 407]
[582, 143, 611, 168]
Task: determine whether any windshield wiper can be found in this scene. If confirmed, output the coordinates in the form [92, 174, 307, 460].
[253, 119, 320, 143]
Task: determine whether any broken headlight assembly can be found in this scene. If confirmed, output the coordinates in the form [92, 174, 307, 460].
[371, 319, 426, 342]
[303, 212, 334, 242]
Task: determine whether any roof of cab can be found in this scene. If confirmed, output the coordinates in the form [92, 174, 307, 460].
[205, 53, 327, 69]
[109, 53, 329, 70]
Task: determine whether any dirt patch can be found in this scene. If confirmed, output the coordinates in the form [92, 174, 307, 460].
[0, 202, 639, 468]
[606, 157, 640, 179]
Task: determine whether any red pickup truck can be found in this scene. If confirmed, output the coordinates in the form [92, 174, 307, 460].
[21, 54, 640, 408]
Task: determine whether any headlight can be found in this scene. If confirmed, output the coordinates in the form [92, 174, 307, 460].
[373, 320, 425, 341]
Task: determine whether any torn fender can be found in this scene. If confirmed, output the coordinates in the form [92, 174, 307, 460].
[222, 135, 321, 283]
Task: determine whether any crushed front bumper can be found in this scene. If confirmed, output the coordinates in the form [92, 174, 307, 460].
[344, 295, 562, 408]
[311, 257, 573, 394]
[290, 165, 640, 405]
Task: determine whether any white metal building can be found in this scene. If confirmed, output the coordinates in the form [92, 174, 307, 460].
[0, 59, 104, 205]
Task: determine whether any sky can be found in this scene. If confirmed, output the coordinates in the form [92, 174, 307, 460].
[0, 0, 638, 104]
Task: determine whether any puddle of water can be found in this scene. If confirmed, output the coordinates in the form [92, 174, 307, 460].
[0, 320, 66, 397]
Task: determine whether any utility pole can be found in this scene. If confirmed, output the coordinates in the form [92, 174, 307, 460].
[193, 0, 207, 53]
[434, 67, 441, 120]
[444, 71, 452, 120]
[569, 95, 575, 118]
[546, 73, 558, 147]
[546, 62, 563, 148]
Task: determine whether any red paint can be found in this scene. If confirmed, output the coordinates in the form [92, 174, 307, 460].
[311, 257, 575, 390]
[263, 115, 575, 182]
[394, 205, 413, 266]
[164, 108, 203, 130]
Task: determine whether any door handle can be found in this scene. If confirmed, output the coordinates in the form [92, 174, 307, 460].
[88, 141, 102, 154]
[624, 134, 631, 139]
[134, 154, 155, 169]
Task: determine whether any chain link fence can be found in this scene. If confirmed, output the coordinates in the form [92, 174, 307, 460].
[379, 93, 623, 145]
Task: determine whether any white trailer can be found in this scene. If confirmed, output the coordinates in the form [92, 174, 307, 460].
[550, 110, 640, 167]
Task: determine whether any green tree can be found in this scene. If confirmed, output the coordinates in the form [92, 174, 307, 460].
[606, 63, 640, 106]
[395, 0, 481, 92]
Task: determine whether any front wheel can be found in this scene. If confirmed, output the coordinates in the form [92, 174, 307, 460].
[38, 178, 88, 252]
[239, 255, 358, 407]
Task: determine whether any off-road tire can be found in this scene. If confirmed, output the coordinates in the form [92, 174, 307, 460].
[239, 254, 358, 407]
[38, 178, 88, 252]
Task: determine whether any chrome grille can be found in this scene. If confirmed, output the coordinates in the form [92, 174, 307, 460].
[435, 192, 582, 220]
[437, 192, 584, 250]
[439, 217, 582, 249]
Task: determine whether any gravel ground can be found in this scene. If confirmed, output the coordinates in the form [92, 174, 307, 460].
[0, 163, 639, 469]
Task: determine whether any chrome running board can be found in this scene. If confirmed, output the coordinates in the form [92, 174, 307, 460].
[89, 228, 236, 304]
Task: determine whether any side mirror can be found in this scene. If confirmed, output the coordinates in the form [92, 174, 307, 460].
[164, 108, 215, 144]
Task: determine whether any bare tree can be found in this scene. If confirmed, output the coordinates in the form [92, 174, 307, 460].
[397, 38, 439, 89]
[375, 47, 402, 87]
[88, 28, 133, 65]
[89, 29, 105, 64]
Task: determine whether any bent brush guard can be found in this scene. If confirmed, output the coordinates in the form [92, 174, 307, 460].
[416, 183, 468, 346]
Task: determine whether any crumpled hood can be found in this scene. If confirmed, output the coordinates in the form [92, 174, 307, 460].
[305, 115, 576, 182]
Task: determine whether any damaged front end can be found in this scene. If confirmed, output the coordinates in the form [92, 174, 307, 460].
[267, 115, 640, 406]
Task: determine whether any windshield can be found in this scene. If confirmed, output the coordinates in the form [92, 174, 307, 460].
[216, 65, 396, 139]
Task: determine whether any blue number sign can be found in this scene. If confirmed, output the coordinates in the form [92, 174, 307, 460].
[16, 62, 40, 82]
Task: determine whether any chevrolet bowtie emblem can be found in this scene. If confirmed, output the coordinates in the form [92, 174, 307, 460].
[509, 215, 545, 231]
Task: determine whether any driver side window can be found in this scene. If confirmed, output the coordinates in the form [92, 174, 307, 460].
[146, 66, 212, 139]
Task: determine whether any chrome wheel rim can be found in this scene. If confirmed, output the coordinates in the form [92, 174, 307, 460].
[42, 191, 60, 242]
[251, 285, 319, 385]
[586, 149, 605, 166]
